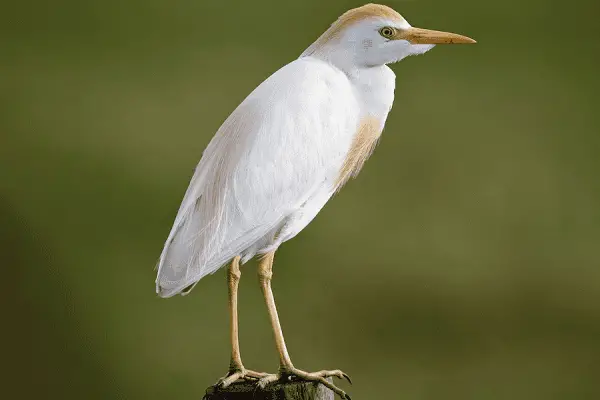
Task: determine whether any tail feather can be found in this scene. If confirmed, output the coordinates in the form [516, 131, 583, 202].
[155, 218, 282, 298]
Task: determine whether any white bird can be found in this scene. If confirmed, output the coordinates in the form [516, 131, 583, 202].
[156, 4, 475, 399]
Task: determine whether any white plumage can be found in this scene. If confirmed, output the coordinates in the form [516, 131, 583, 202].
[155, 4, 475, 300]
[155, 5, 475, 398]
[157, 57, 368, 297]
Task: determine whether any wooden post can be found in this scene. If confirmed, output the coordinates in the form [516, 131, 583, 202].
[203, 379, 335, 400]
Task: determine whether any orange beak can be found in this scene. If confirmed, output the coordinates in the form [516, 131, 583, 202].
[398, 27, 476, 44]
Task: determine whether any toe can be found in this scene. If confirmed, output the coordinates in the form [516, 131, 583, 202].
[225, 371, 247, 387]
[326, 370, 352, 384]
[314, 376, 349, 400]
[219, 372, 242, 388]
[244, 370, 268, 379]
[283, 368, 351, 400]
[307, 369, 352, 384]
[257, 374, 279, 389]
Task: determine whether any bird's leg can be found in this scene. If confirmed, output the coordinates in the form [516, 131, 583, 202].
[256, 251, 294, 368]
[218, 256, 269, 387]
[256, 252, 352, 400]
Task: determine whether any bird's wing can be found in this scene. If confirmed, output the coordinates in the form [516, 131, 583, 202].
[156, 57, 359, 297]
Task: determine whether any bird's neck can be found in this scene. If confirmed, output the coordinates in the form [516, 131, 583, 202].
[302, 44, 356, 75]
[301, 42, 396, 117]
[301, 42, 394, 83]
[349, 65, 396, 118]
[303, 54, 396, 122]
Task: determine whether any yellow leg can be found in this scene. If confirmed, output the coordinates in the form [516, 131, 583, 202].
[218, 256, 268, 387]
[228, 255, 243, 371]
[257, 252, 352, 400]
[257, 252, 294, 368]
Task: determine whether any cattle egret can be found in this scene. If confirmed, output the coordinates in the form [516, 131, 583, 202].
[156, 3, 475, 399]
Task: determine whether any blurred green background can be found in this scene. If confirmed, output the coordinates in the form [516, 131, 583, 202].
[2, 0, 600, 398]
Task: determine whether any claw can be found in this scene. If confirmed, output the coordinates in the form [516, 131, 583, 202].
[217, 369, 272, 388]
[253, 367, 352, 400]
[279, 368, 352, 400]
[216, 376, 227, 387]
[325, 369, 352, 385]
[342, 372, 352, 385]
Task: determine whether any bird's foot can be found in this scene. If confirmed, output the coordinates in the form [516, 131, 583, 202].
[257, 367, 352, 400]
[217, 367, 270, 388]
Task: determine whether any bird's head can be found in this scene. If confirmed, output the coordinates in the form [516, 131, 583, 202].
[302, 3, 476, 68]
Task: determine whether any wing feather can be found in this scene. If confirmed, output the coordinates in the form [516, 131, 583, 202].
[156, 58, 358, 297]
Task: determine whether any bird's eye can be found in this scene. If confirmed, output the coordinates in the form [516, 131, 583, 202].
[379, 27, 396, 39]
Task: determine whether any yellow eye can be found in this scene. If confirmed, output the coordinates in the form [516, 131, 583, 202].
[379, 27, 396, 39]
